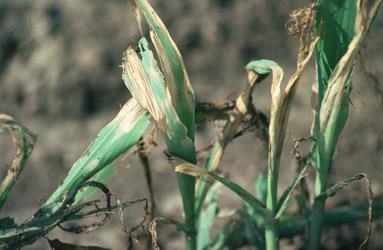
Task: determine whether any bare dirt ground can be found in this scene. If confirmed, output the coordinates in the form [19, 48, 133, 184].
[1, 0, 383, 249]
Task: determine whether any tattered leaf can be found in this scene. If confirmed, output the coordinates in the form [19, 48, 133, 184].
[121, 37, 197, 238]
[0, 115, 36, 209]
[122, 38, 192, 146]
[132, 0, 196, 139]
[45, 99, 150, 206]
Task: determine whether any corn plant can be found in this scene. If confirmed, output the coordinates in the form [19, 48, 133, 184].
[0, 0, 382, 249]
[308, 0, 382, 248]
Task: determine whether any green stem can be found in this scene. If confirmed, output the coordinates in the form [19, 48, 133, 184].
[308, 172, 328, 250]
[265, 218, 279, 250]
[176, 173, 196, 250]
[266, 164, 279, 250]
[185, 232, 197, 250]
[166, 139, 197, 250]
[308, 110, 334, 250]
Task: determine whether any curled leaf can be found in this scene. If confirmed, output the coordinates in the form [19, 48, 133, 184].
[0, 114, 36, 209]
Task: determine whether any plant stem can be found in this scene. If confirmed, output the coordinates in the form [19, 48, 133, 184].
[308, 172, 328, 250]
[308, 108, 338, 249]
[185, 232, 197, 250]
[176, 173, 197, 250]
[265, 218, 279, 250]
[266, 165, 279, 250]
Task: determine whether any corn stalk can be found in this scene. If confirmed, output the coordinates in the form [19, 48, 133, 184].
[308, 1, 382, 249]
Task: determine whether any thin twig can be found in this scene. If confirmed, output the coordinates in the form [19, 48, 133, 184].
[138, 136, 156, 223]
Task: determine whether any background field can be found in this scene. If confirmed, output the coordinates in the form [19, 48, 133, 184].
[1, 0, 383, 249]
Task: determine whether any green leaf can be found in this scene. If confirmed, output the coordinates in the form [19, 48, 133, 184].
[122, 39, 191, 144]
[276, 163, 310, 219]
[314, 0, 356, 101]
[175, 163, 271, 219]
[133, 0, 195, 138]
[197, 182, 222, 250]
[207, 219, 238, 250]
[45, 99, 150, 207]
[74, 163, 117, 204]
[242, 171, 268, 235]
[316, 174, 371, 201]
[128, 2, 199, 244]
[312, 0, 382, 175]
[309, 1, 382, 247]
[0, 217, 16, 230]
[246, 59, 279, 76]
[121, 38, 197, 240]
[48, 239, 111, 250]
[255, 171, 268, 204]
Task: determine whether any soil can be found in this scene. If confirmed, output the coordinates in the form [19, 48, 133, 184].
[1, 0, 383, 249]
